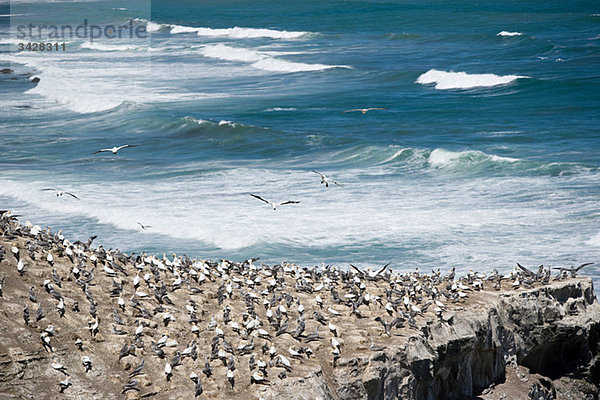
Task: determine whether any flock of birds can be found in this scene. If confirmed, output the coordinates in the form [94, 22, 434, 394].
[0, 209, 593, 397]
[41, 108, 385, 211]
[41, 144, 346, 217]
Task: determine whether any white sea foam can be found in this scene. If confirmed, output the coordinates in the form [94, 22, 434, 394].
[80, 42, 142, 51]
[265, 107, 297, 112]
[201, 44, 263, 62]
[200, 44, 350, 73]
[219, 120, 240, 127]
[196, 26, 309, 39]
[252, 58, 347, 72]
[428, 148, 518, 167]
[8, 52, 228, 113]
[416, 69, 528, 90]
[146, 21, 165, 32]
[1, 159, 598, 267]
[184, 116, 211, 125]
[171, 24, 202, 34]
[143, 20, 309, 39]
[497, 31, 523, 37]
[588, 232, 600, 247]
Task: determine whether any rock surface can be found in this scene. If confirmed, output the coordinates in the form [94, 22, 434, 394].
[0, 211, 598, 399]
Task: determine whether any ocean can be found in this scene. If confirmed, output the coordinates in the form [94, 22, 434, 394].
[1, 0, 599, 286]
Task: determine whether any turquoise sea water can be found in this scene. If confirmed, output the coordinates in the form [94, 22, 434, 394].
[1, 0, 599, 284]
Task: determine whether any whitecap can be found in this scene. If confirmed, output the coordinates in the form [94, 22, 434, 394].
[587, 232, 600, 247]
[142, 20, 309, 39]
[497, 31, 523, 37]
[265, 107, 297, 112]
[200, 44, 350, 73]
[416, 69, 528, 90]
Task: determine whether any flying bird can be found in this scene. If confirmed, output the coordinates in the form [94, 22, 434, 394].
[42, 188, 79, 200]
[343, 108, 387, 114]
[311, 170, 343, 188]
[250, 194, 300, 211]
[92, 145, 136, 155]
[137, 222, 152, 230]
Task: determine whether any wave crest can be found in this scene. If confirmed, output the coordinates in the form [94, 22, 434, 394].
[144, 20, 309, 39]
[416, 69, 528, 90]
[200, 44, 350, 73]
[497, 31, 524, 37]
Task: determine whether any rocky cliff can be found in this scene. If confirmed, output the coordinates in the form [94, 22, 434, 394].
[0, 211, 598, 399]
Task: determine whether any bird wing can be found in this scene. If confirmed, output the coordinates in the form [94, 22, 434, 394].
[250, 194, 270, 204]
[332, 180, 344, 188]
[279, 201, 300, 206]
[375, 262, 391, 276]
[367, 108, 387, 111]
[342, 109, 362, 113]
[349, 264, 364, 276]
[117, 144, 137, 151]
[65, 192, 80, 200]
[92, 149, 110, 154]
[576, 262, 594, 271]
[42, 188, 57, 192]
[311, 170, 326, 178]
[516, 263, 535, 276]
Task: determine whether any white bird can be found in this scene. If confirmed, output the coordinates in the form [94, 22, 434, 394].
[343, 107, 387, 114]
[315, 295, 323, 308]
[311, 170, 343, 188]
[250, 194, 300, 211]
[277, 355, 292, 370]
[103, 265, 116, 276]
[328, 322, 338, 337]
[41, 188, 79, 200]
[327, 307, 340, 316]
[164, 362, 172, 380]
[288, 347, 302, 358]
[251, 372, 268, 384]
[51, 361, 68, 375]
[17, 259, 25, 275]
[92, 144, 136, 155]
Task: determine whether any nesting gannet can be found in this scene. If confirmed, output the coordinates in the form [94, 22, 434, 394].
[58, 377, 72, 393]
[92, 144, 136, 155]
[250, 194, 300, 210]
[343, 107, 387, 114]
[41, 188, 79, 200]
[311, 170, 344, 188]
[81, 356, 92, 372]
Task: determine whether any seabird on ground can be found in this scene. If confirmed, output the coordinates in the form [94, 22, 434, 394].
[122, 379, 139, 394]
[82, 355, 92, 372]
[250, 194, 300, 211]
[51, 360, 69, 375]
[41, 188, 79, 200]
[58, 377, 71, 393]
[561, 262, 594, 278]
[23, 304, 30, 325]
[92, 144, 136, 155]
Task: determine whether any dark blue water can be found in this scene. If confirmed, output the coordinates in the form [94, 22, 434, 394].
[1, 0, 599, 284]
